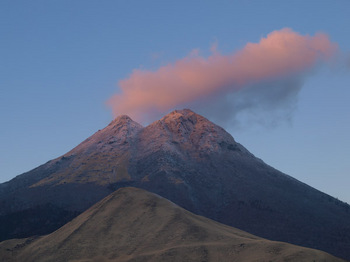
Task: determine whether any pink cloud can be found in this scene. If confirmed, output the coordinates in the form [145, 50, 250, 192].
[107, 28, 337, 123]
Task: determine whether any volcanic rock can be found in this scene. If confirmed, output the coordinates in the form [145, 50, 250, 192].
[0, 109, 349, 260]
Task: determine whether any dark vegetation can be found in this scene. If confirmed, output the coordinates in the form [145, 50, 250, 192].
[0, 204, 79, 241]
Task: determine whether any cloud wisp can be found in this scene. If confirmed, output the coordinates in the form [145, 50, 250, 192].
[107, 28, 337, 125]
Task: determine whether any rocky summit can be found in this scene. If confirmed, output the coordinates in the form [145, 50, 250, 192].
[0, 109, 349, 260]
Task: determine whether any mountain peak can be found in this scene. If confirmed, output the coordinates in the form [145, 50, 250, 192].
[63, 115, 143, 157]
[138, 109, 238, 156]
[161, 109, 198, 123]
[167, 108, 196, 117]
[108, 114, 138, 127]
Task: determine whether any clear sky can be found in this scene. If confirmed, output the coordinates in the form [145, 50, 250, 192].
[1, 1, 349, 202]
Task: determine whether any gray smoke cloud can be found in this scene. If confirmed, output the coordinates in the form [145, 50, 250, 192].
[107, 28, 337, 126]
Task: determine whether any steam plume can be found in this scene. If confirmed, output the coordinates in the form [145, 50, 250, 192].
[107, 28, 337, 125]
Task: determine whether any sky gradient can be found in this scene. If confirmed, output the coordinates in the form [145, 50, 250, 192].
[1, 1, 349, 203]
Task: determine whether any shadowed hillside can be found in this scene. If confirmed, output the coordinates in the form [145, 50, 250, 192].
[0, 187, 345, 262]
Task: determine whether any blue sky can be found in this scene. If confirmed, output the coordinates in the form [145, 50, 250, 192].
[1, 1, 349, 202]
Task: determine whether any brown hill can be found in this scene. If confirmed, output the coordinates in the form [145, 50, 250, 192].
[0, 187, 345, 262]
[1, 109, 349, 260]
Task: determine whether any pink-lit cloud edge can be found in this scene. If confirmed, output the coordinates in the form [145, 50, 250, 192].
[107, 28, 337, 124]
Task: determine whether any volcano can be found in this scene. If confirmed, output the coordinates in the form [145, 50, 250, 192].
[0, 109, 349, 260]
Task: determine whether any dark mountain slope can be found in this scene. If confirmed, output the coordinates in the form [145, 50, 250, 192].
[0, 187, 345, 262]
[0, 109, 349, 259]
[0, 115, 142, 239]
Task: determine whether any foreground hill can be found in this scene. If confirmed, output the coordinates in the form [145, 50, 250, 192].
[0, 187, 345, 262]
[0, 109, 349, 260]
